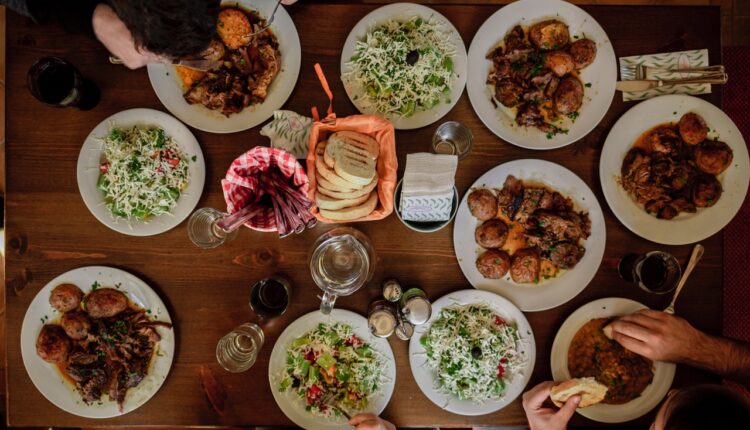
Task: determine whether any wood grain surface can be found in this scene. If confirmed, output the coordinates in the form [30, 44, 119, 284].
[4, 3, 723, 428]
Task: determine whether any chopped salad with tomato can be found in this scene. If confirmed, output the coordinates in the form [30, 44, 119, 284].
[420, 304, 524, 403]
[279, 323, 385, 418]
[97, 125, 190, 221]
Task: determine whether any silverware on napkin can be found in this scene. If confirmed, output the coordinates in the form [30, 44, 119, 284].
[616, 72, 728, 92]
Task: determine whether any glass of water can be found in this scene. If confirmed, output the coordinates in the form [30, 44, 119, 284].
[431, 121, 473, 160]
[187, 207, 239, 249]
[216, 323, 264, 373]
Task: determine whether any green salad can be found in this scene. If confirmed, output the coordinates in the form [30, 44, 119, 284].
[420, 304, 524, 403]
[97, 125, 189, 221]
[343, 16, 456, 118]
[279, 323, 385, 418]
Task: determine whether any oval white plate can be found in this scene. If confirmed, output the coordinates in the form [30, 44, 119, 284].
[467, 0, 616, 149]
[340, 2, 468, 130]
[76, 108, 205, 237]
[20, 266, 174, 418]
[600, 94, 750, 245]
[269, 309, 396, 430]
[550, 297, 675, 423]
[409, 289, 535, 416]
[453, 159, 606, 312]
[147, 0, 301, 133]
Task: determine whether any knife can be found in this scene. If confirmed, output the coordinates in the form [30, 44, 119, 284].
[617, 73, 729, 92]
[108, 56, 221, 72]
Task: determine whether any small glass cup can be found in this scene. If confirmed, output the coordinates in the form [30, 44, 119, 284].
[187, 207, 239, 249]
[249, 276, 291, 319]
[216, 323, 264, 373]
[27, 57, 100, 110]
[618, 251, 682, 294]
[431, 121, 473, 160]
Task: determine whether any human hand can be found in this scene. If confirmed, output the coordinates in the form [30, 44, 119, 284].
[281, 0, 298, 4]
[348, 413, 396, 430]
[522, 381, 579, 430]
[608, 309, 705, 363]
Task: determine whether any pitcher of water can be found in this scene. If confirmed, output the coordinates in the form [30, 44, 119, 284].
[310, 227, 375, 315]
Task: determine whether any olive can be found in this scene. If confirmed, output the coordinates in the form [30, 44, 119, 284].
[471, 346, 482, 359]
[406, 50, 420, 66]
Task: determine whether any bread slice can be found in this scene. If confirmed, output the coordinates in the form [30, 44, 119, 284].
[318, 177, 378, 200]
[317, 172, 359, 193]
[330, 131, 379, 160]
[316, 190, 372, 211]
[315, 142, 359, 190]
[319, 191, 378, 221]
[333, 151, 376, 187]
[550, 378, 608, 408]
[602, 323, 614, 340]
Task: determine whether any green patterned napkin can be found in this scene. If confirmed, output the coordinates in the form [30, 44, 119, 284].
[260, 110, 312, 159]
[619, 49, 710, 101]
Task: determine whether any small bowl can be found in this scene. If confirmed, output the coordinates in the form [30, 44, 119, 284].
[394, 179, 459, 233]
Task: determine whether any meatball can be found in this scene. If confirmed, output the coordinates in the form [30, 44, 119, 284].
[554, 76, 583, 115]
[510, 248, 541, 284]
[543, 51, 575, 77]
[36, 325, 71, 363]
[475, 219, 509, 249]
[468, 188, 498, 221]
[61, 311, 92, 340]
[476, 249, 511, 279]
[84, 288, 128, 319]
[568, 38, 597, 69]
[49, 283, 83, 313]
[529, 20, 570, 51]
[495, 79, 524, 107]
[691, 174, 723, 207]
[695, 141, 733, 175]
[679, 112, 708, 145]
[549, 242, 584, 269]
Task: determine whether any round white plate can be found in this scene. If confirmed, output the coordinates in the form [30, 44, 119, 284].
[409, 289, 535, 416]
[600, 94, 750, 245]
[453, 159, 606, 312]
[76, 108, 206, 236]
[467, 0, 616, 149]
[340, 2, 468, 130]
[147, 0, 301, 133]
[550, 297, 675, 423]
[20, 266, 174, 418]
[269, 309, 396, 430]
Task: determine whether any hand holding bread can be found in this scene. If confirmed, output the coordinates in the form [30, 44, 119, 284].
[550, 377, 608, 408]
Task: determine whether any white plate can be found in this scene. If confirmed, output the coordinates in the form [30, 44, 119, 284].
[20, 266, 174, 418]
[268, 309, 396, 430]
[147, 0, 301, 133]
[76, 108, 205, 236]
[453, 159, 606, 312]
[600, 94, 750, 245]
[550, 297, 675, 423]
[466, 0, 616, 149]
[340, 2, 468, 130]
[408, 289, 535, 416]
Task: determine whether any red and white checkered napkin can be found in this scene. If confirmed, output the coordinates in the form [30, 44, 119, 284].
[221, 147, 309, 232]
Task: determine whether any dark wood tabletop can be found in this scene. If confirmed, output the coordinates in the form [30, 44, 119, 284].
[4, 2, 723, 428]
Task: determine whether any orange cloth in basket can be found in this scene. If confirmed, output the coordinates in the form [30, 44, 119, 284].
[305, 65, 397, 223]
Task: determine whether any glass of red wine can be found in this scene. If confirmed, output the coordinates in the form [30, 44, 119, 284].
[249, 275, 291, 319]
[618, 251, 682, 294]
[27, 57, 100, 110]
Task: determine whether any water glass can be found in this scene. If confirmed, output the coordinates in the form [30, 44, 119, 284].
[188, 207, 238, 249]
[216, 323, 264, 373]
[431, 121, 473, 160]
[249, 276, 291, 318]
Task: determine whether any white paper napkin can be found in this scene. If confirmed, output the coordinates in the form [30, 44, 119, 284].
[400, 153, 458, 222]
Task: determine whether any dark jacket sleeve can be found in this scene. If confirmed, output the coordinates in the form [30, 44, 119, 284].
[1, 0, 100, 35]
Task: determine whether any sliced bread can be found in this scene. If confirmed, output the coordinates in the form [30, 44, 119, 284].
[317, 172, 359, 193]
[550, 378, 608, 408]
[316, 189, 372, 211]
[319, 191, 378, 221]
[330, 131, 379, 160]
[315, 142, 359, 190]
[333, 151, 376, 187]
[318, 177, 378, 200]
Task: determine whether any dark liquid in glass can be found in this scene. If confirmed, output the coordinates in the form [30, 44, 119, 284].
[27, 57, 100, 110]
[638, 254, 678, 293]
[250, 279, 289, 318]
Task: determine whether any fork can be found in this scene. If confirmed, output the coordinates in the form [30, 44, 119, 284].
[320, 392, 352, 420]
[664, 244, 704, 315]
[249, 0, 283, 37]
[635, 64, 725, 80]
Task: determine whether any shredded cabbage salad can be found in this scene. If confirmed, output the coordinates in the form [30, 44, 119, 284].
[343, 16, 456, 118]
[97, 125, 190, 222]
[420, 304, 525, 403]
[279, 323, 385, 418]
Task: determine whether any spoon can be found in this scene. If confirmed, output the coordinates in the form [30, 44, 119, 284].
[663, 244, 704, 315]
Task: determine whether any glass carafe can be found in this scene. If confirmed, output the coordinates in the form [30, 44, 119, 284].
[310, 227, 375, 314]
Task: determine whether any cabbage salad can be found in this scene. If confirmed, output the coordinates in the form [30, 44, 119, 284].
[420, 303, 525, 403]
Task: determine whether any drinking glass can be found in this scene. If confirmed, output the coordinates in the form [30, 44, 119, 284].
[249, 276, 291, 318]
[431, 121, 473, 160]
[216, 323, 264, 373]
[310, 227, 375, 315]
[187, 207, 239, 249]
[27, 57, 100, 110]
[618, 251, 682, 294]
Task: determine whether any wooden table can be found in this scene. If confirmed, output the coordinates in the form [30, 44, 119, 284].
[4, 3, 723, 428]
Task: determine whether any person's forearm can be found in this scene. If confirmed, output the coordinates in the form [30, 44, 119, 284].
[684, 332, 750, 386]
